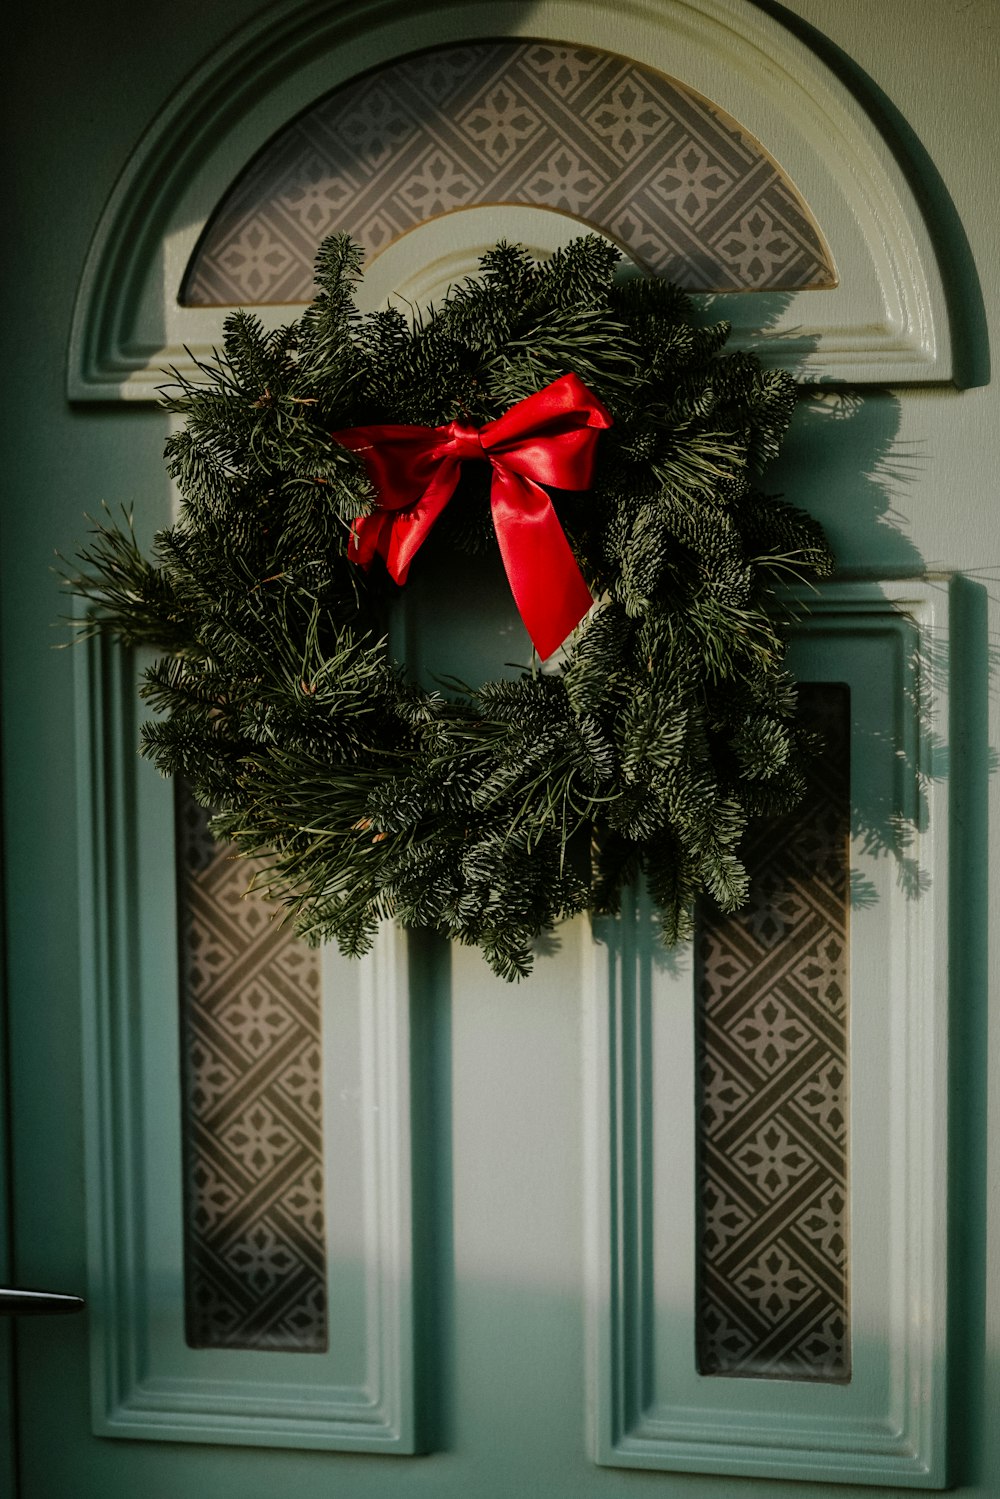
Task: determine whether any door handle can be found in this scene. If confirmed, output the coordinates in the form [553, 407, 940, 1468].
[0, 1287, 85, 1316]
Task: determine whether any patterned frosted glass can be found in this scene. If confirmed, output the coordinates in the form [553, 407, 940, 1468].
[182, 40, 836, 306]
[176, 784, 328, 1351]
[696, 684, 850, 1381]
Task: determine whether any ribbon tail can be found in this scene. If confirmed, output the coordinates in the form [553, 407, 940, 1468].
[350, 458, 463, 584]
[381, 459, 462, 583]
[350, 510, 396, 569]
[490, 468, 594, 660]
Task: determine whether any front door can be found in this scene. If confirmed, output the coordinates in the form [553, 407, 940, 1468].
[2, 1, 993, 1496]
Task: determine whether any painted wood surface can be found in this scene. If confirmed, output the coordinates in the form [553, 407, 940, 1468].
[2, 1, 998, 1495]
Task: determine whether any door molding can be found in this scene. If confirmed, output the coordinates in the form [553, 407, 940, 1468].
[74, 631, 419, 1452]
[68, 0, 958, 400]
[585, 579, 952, 1487]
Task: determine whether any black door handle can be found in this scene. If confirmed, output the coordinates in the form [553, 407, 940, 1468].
[0, 1287, 85, 1316]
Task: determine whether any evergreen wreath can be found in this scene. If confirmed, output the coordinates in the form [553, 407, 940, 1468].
[73, 233, 833, 980]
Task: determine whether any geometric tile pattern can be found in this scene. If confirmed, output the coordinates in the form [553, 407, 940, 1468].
[695, 684, 850, 1381]
[175, 783, 328, 1351]
[183, 40, 836, 305]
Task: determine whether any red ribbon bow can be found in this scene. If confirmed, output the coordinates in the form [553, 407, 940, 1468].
[332, 372, 612, 660]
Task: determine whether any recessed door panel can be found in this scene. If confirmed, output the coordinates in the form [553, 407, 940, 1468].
[588, 582, 950, 1487]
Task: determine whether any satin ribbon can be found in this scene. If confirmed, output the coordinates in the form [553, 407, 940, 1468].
[332, 372, 612, 660]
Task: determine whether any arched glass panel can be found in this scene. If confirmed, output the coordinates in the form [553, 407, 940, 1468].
[182, 40, 837, 305]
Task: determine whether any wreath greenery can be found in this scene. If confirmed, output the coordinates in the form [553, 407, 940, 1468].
[73, 233, 833, 980]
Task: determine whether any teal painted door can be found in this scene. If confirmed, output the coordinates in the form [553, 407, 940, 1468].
[3, 1, 997, 1496]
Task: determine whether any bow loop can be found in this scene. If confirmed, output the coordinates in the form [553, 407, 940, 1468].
[332, 374, 612, 660]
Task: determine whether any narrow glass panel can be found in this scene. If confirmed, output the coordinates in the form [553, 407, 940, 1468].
[182, 40, 837, 306]
[175, 783, 328, 1351]
[696, 683, 850, 1381]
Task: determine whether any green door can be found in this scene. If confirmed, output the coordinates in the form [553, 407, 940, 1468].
[3, 1, 996, 1496]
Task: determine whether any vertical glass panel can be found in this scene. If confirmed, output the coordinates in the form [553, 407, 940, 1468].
[176, 783, 328, 1351]
[696, 683, 850, 1381]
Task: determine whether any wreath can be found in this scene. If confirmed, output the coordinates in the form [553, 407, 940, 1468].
[73, 234, 832, 979]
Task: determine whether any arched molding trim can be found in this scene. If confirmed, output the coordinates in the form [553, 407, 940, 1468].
[69, 0, 957, 400]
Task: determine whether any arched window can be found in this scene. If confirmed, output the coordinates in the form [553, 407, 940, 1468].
[181, 41, 836, 306]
